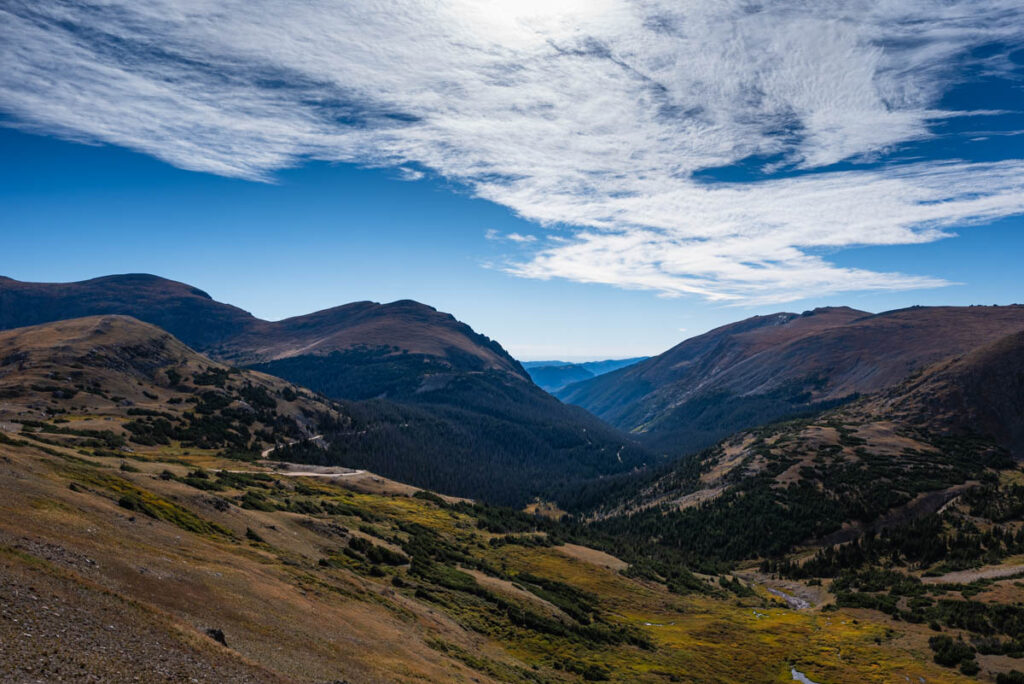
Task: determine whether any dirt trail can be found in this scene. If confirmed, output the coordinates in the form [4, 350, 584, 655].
[272, 470, 365, 478]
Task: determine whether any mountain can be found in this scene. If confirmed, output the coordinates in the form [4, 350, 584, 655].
[0, 325, 987, 683]
[591, 330, 1024, 552]
[867, 329, 1024, 458]
[0, 276, 651, 506]
[4, 297, 1023, 680]
[523, 357, 648, 393]
[0, 274, 524, 378]
[0, 274, 256, 350]
[558, 305, 1024, 454]
[576, 330, 1024, 679]
[0, 314, 340, 453]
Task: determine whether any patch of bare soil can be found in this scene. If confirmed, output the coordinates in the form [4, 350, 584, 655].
[922, 563, 1024, 585]
[462, 569, 568, 620]
[554, 544, 627, 572]
[666, 486, 726, 510]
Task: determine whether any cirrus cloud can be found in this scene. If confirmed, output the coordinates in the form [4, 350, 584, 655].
[2, 0, 1023, 303]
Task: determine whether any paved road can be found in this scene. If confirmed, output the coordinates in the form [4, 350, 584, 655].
[219, 467, 365, 479]
[272, 469, 365, 478]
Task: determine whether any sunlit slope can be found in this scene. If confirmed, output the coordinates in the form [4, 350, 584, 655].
[0, 433, 972, 683]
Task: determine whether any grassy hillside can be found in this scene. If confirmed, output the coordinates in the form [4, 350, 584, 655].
[0, 424, 978, 682]
[0, 315, 338, 456]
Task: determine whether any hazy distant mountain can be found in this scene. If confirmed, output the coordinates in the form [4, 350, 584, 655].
[0, 274, 651, 505]
[522, 357, 648, 392]
[558, 305, 1024, 455]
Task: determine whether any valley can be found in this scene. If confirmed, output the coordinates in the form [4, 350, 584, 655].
[0, 276, 653, 507]
[1, 277, 1023, 681]
[6, 5, 1023, 681]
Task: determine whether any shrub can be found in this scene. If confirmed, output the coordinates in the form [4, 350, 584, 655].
[929, 635, 976, 668]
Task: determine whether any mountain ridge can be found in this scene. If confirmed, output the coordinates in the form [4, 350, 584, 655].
[0, 279, 652, 506]
[522, 357, 649, 393]
[558, 304, 1024, 455]
[0, 273, 524, 377]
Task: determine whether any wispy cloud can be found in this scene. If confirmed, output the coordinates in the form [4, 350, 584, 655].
[488, 229, 537, 243]
[396, 166, 425, 182]
[2, 0, 1023, 303]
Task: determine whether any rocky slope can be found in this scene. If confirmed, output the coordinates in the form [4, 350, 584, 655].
[865, 329, 1024, 458]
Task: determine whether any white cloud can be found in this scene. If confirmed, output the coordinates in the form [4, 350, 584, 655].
[506, 233, 537, 243]
[485, 230, 538, 243]
[2, 0, 1023, 303]
[396, 166, 425, 181]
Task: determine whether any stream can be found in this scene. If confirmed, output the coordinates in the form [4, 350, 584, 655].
[791, 667, 822, 684]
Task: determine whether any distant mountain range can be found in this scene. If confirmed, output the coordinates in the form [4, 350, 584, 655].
[521, 357, 648, 392]
[557, 304, 1024, 455]
[0, 274, 650, 505]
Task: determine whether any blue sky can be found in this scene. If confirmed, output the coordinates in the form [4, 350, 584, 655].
[2, 2, 1023, 360]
